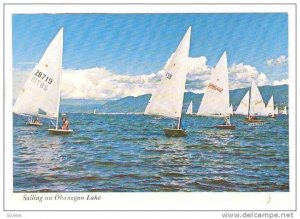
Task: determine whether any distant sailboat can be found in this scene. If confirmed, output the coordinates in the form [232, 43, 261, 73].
[186, 101, 193, 115]
[144, 27, 191, 137]
[265, 96, 275, 118]
[282, 106, 288, 115]
[196, 52, 235, 129]
[274, 106, 279, 115]
[235, 91, 250, 115]
[245, 81, 266, 123]
[13, 28, 66, 128]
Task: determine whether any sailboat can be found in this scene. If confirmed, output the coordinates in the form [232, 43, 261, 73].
[282, 106, 288, 115]
[196, 52, 235, 129]
[144, 27, 191, 137]
[265, 96, 275, 118]
[45, 29, 73, 135]
[235, 90, 250, 115]
[14, 27, 72, 134]
[244, 81, 266, 123]
[274, 106, 279, 115]
[186, 101, 193, 115]
[13, 28, 65, 130]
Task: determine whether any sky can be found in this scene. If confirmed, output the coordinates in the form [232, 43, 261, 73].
[13, 13, 288, 100]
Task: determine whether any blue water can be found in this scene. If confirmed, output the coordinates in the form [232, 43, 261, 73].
[13, 113, 289, 192]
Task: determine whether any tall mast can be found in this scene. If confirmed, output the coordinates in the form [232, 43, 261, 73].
[55, 28, 64, 129]
[247, 85, 251, 117]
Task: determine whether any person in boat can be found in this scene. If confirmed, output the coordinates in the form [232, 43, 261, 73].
[268, 113, 274, 118]
[28, 116, 33, 123]
[248, 114, 257, 121]
[223, 116, 231, 125]
[61, 115, 69, 130]
[34, 116, 40, 124]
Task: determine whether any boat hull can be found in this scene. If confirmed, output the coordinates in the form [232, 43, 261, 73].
[26, 122, 43, 126]
[48, 129, 73, 135]
[163, 128, 187, 137]
[215, 125, 235, 129]
[244, 118, 264, 123]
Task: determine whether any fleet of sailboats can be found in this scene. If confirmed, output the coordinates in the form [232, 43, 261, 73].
[144, 27, 191, 137]
[234, 81, 265, 123]
[13, 26, 288, 137]
[234, 83, 288, 121]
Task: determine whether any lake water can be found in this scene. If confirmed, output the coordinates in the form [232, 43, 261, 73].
[13, 113, 289, 192]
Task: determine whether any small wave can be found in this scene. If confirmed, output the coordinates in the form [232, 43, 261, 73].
[206, 178, 233, 186]
[14, 188, 57, 193]
[63, 175, 104, 182]
[111, 173, 142, 179]
[92, 161, 117, 167]
[44, 174, 60, 180]
[49, 166, 63, 171]
[87, 188, 103, 192]
[119, 137, 133, 141]
[162, 172, 186, 177]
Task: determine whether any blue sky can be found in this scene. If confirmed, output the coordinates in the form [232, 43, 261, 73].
[13, 13, 288, 100]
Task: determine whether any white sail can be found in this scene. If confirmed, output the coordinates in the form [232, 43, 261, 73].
[144, 27, 191, 119]
[282, 106, 287, 115]
[249, 81, 267, 116]
[265, 96, 275, 116]
[186, 101, 193, 115]
[197, 52, 230, 116]
[229, 104, 233, 115]
[13, 28, 64, 120]
[235, 91, 249, 115]
[274, 106, 279, 115]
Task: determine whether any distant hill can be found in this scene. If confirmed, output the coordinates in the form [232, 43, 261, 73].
[60, 84, 288, 113]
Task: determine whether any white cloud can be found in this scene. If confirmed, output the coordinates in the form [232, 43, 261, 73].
[272, 78, 288, 86]
[228, 63, 269, 88]
[13, 56, 282, 101]
[13, 67, 161, 100]
[59, 55, 209, 100]
[187, 56, 210, 75]
[266, 55, 288, 66]
[61, 67, 160, 100]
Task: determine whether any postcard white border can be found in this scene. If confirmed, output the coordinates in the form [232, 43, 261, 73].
[3, 3, 296, 211]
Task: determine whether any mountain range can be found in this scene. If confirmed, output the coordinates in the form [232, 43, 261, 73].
[60, 84, 288, 113]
